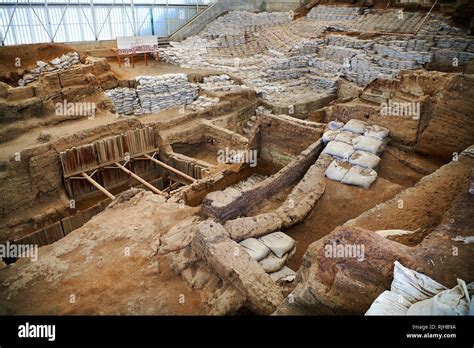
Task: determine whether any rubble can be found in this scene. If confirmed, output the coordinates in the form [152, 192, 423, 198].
[158, 8, 474, 112]
[18, 51, 80, 86]
[0, 4, 472, 319]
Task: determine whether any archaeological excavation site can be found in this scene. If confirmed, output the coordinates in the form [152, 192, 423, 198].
[0, 0, 473, 324]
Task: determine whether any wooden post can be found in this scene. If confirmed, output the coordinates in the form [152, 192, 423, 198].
[144, 155, 196, 183]
[114, 162, 165, 196]
[81, 172, 116, 200]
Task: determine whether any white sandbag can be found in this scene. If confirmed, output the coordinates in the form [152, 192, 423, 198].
[391, 261, 448, 304]
[341, 166, 378, 189]
[323, 140, 355, 160]
[322, 130, 340, 144]
[353, 136, 385, 155]
[349, 150, 381, 169]
[342, 119, 368, 134]
[325, 159, 351, 182]
[364, 124, 390, 140]
[328, 121, 344, 131]
[269, 266, 296, 283]
[259, 253, 288, 273]
[259, 232, 295, 258]
[406, 279, 470, 316]
[239, 238, 270, 261]
[365, 290, 412, 315]
[334, 131, 359, 145]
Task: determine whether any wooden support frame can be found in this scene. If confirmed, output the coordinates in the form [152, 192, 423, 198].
[114, 162, 166, 197]
[144, 154, 197, 183]
[81, 172, 116, 200]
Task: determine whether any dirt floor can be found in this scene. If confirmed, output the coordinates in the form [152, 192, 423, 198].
[0, 59, 244, 163]
[108, 58, 222, 80]
[0, 191, 209, 315]
[285, 146, 441, 270]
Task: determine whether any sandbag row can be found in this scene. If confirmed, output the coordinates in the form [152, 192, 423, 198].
[105, 74, 199, 115]
[322, 119, 390, 189]
[239, 231, 296, 284]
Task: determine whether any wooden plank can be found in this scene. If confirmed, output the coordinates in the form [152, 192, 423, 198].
[63, 147, 161, 178]
[114, 162, 166, 196]
[81, 172, 116, 200]
[145, 155, 196, 183]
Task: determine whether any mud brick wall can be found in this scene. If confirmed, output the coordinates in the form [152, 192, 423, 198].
[0, 57, 117, 125]
[258, 113, 323, 168]
[0, 118, 142, 242]
[201, 139, 323, 221]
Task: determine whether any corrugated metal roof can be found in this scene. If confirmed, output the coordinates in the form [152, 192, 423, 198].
[0, 0, 213, 44]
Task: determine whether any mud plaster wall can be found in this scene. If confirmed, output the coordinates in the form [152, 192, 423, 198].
[0, 58, 117, 125]
[0, 118, 143, 242]
[201, 138, 324, 221]
[323, 71, 474, 160]
[258, 113, 323, 169]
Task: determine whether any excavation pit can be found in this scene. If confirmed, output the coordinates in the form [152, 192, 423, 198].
[0, 3, 473, 318]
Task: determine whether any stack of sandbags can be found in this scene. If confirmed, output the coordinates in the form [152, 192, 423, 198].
[198, 74, 241, 92]
[366, 261, 473, 316]
[323, 119, 390, 189]
[105, 87, 137, 115]
[105, 74, 199, 115]
[188, 96, 220, 111]
[202, 11, 291, 38]
[239, 231, 296, 284]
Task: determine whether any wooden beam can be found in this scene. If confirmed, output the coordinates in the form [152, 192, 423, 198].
[114, 162, 166, 196]
[81, 172, 116, 200]
[144, 154, 196, 183]
[163, 181, 181, 193]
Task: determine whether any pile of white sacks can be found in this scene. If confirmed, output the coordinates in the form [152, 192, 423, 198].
[239, 232, 296, 284]
[322, 119, 390, 189]
[202, 11, 291, 38]
[198, 74, 243, 93]
[105, 87, 138, 115]
[366, 261, 473, 315]
[105, 74, 199, 115]
[18, 51, 80, 86]
[188, 95, 220, 111]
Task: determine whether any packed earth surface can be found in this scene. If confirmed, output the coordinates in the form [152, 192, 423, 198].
[0, 0, 473, 315]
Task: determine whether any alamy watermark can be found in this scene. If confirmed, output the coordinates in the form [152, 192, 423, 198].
[217, 148, 258, 168]
[55, 100, 96, 119]
[380, 100, 420, 120]
[0, 242, 38, 262]
[324, 242, 365, 262]
[18, 322, 55, 341]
